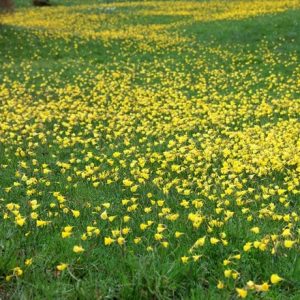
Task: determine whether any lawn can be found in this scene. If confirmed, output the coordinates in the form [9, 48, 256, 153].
[0, 0, 300, 299]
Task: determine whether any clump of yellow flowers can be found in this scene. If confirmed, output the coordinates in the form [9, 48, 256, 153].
[0, 0, 299, 298]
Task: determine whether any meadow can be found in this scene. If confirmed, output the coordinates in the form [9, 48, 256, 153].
[0, 0, 300, 299]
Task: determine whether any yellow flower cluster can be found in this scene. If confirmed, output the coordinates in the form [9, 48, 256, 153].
[1, 0, 298, 49]
[0, 0, 299, 298]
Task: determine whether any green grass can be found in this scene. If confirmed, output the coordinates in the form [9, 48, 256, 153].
[0, 0, 300, 299]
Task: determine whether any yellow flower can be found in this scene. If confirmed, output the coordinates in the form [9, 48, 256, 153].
[94, 228, 100, 235]
[100, 210, 108, 220]
[194, 236, 206, 247]
[157, 200, 164, 207]
[6, 203, 15, 211]
[104, 237, 115, 245]
[154, 233, 163, 241]
[72, 210, 80, 218]
[261, 282, 270, 292]
[222, 239, 228, 246]
[232, 271, 239, 279]
[134, 237, 141, 244]
[210, 237, 219, 245]
[157, 224, 166, 233]
[30, 200, 39, 210]
[62, 231, 72, 238]
[123, 215, 130, 222]
[36, 220, 49, 227]
[123, 179, 133, 187]
[250, 227, 260, 234]
[247, 281, 255, 289]
[282, 229, 291, 237]
[253, 241, 260, 248]
[25, 258, 33, 266]
[57, 263, 68, 271]
[175, 231, 184, 238]
[161, 241, 169, 248]
[217, 280, 224, 289]
[13, 267, 23, 276]
[73, 245, 84, 253]
[255, 282, 269, 292]
[140, 223, 148, 230]
[223, 259, 231, 266]
[130, 185, 138, 192]
[192, 255, 201, 262]
[111, 230, 120, 237]
[259, 242, 267, 251]
[122, 227, 130, 235]
[284, 240, 295, 248]
[30, 212, 38, 219]
[117, 237, 125, 245]
[243, 242, 252, 252]
[87, 226, 96, 232]
[108, 216, 116, 222]
[64, 225, 73, 232]
[236, 288, 247, 298]
[224, 269, 232, 278]
[181, 256, 189, 263]
[56, 195, 66, 203]
[270, 274, 283, 284]
[15, 216, 26, 226]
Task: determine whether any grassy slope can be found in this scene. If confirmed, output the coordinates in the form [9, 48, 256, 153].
[0, 1, 300, 299]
